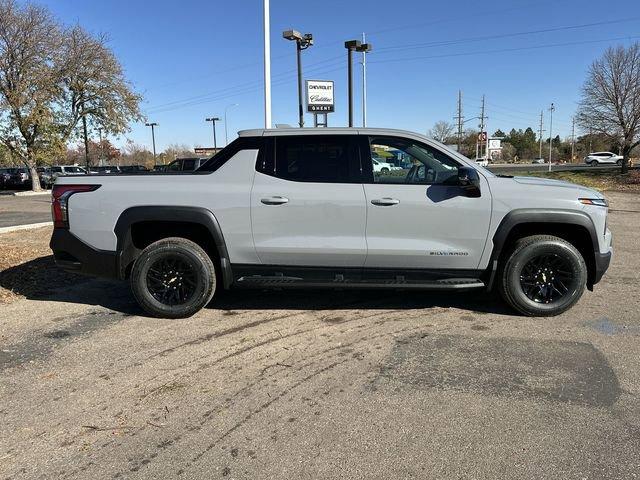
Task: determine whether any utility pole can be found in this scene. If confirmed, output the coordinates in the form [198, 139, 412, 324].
[476, 95, 486, 159]
[361, 32, 368, 127]
[538, 110, 545, 159]
[206, 117, 220, 150]
[570, 117, 576, 163]
[548, 103, 555, 172]
[82, 115, 90, 173]
[454, 90, 463, 152]
[97, 127, 104, 166]
[145, 122, 158, 163]
[263, 0, 272, 128]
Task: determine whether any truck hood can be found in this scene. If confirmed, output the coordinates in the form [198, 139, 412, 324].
[511, 175, 604, 198]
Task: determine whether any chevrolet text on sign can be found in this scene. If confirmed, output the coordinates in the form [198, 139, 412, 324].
[306, 80, 335, 113]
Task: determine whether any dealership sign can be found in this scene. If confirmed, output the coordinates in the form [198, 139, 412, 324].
[306, 80, 334, 113]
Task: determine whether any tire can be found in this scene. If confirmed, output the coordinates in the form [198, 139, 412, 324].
[381, 167, 389, 173]
[130, 237, 216, 318]
[616, 159, 622, 166]
[590, 160, 598, 166]
[498, 235, 587, 317]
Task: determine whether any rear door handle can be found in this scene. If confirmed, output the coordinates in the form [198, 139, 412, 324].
[371, 197, 400, 206]
[261, 196, 289, 205]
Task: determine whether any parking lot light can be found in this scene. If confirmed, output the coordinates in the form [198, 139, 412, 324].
[283, 29, 314, 128]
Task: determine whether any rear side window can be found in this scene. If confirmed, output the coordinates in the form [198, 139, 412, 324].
[198, 137, 263, 172]
[258, 135, 358, 183]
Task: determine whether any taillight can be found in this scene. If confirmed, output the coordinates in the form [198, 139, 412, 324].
[51, 184, 100, 228]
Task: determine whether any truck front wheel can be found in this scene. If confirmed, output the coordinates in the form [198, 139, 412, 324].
[499, 235, 587, 316]
[130, 237, 216, 318]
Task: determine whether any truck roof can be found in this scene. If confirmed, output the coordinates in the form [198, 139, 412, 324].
[238, 127, 426, 137]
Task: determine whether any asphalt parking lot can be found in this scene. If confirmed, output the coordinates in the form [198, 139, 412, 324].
[0, 192, 639, 479]
[0, 193, 51, 228]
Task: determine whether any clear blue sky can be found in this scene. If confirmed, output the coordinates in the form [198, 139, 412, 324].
[39, 0, 640, 151]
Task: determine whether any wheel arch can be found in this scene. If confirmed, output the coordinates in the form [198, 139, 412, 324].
[488, 209, 598, 290]
[114, 206, 233, 288]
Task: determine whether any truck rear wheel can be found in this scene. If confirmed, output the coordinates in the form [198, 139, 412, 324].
[130, 237, 216, 318]
[499, 235, 587, 316]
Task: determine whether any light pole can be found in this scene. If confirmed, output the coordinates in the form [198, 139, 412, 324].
[97, 127, 104, 166]
[224, 104, 239, 146]
[548, 103, 555, 172]
[283, 30, 313, 128]
[206, 117, 220, 151]
[357, 37, 372, 127]
[263, 0, 271, 128]
[145, 122, 158, 163]
[345, 40, 361, 128]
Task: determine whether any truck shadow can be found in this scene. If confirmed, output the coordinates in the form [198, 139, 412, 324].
[0, 256, 511, 316]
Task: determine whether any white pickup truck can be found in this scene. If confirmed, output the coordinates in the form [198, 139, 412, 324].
[50, 128, 612, 318]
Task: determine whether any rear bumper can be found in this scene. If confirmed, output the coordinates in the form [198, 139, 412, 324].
[592, 250, 612, 286]
[50, 228, 119, 279]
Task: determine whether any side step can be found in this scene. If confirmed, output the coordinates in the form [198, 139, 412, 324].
[235, 275, 485, 290]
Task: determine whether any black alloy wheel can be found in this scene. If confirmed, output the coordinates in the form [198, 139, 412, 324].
[146, 255, 199, 306]
[519, 253, 575, 304]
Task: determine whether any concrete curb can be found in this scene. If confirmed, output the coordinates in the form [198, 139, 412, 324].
[4, 190, 51, 197]
[0, 221, 52, 234]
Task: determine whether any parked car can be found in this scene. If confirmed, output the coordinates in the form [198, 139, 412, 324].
[50, 127, 612, 319]
[152, 164, 167, 172]
[532, 158, 545, 164]
[474, 157, 489, 167]
[584, 152, 623, 166]
[93, 165, 122, 174]
[9, 167, 30, 187]
[371, 157, 400, 173]
[166, 157, 208, 172]
[44, 165, 87, 187]
[0, 168, 13, 189]
[120, 165, 149, 173]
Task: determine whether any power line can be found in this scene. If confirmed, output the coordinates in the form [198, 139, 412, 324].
[368, 35, 640, 65]
[374, 17, 640, 53]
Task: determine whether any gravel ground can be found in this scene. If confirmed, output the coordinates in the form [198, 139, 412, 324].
[0, 192, 639, 479]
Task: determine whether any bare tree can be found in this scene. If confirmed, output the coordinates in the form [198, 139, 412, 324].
[427, 121, 455, 143]
[0, 0, 143, 191]
[577, 43, 640, 174]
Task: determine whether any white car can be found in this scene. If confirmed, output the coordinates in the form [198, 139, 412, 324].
[372, 158, 400, 173]
[474, 157, 489, 167]
[584, 152, 623, 166]
[532, 158, 545, 164]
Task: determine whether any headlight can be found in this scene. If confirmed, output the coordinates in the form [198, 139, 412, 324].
[579, 198, 608, 207]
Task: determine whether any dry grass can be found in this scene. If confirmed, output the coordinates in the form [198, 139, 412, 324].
[0, 226, 86, 304]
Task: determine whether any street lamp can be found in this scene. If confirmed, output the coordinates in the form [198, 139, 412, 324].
[145, 122, 158, 163]
[283, 29, 313, 128]
[344, 40, 369, 128]
[548, 103, 555, 172]
[224, 104, 239, 146]
[205, 117, 220, 151]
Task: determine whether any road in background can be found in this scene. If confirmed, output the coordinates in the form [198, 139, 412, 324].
[488, 163, 638, 174]
[0, 194, 51, 228]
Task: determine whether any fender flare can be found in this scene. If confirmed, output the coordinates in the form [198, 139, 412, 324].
[487, 208, 598, 289]
[113, 206, 233, 288]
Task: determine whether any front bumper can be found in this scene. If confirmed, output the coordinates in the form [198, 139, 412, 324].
[50, 228, 119, 279]
[592, 250, 612, 286]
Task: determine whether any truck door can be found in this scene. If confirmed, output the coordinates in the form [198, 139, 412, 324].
[250, 134, 367, 267]
[361, 135, 492, 270]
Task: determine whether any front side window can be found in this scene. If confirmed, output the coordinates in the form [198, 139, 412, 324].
[368, 136, 460, 185]
[271, 135, 355, 183]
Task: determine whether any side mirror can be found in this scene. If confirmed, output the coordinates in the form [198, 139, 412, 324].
[458, 167, 481, 197]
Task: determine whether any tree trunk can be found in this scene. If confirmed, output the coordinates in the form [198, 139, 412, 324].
[28, 164, 42, 192]
[622, 144, 631, 175]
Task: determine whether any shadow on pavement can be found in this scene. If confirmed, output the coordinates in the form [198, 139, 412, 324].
[1, 256, 512, 316]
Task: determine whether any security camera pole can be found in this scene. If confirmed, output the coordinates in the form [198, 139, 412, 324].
[145, 122, 158, 163]
[205, 117, 220, 150]
[283, 29, 313, 128]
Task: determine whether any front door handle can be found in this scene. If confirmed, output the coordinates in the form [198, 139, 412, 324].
[371, 197, 400, 206]
[261, 196, 289, 205]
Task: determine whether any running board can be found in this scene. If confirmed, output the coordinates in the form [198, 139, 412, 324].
[235, 275, 485, 290]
